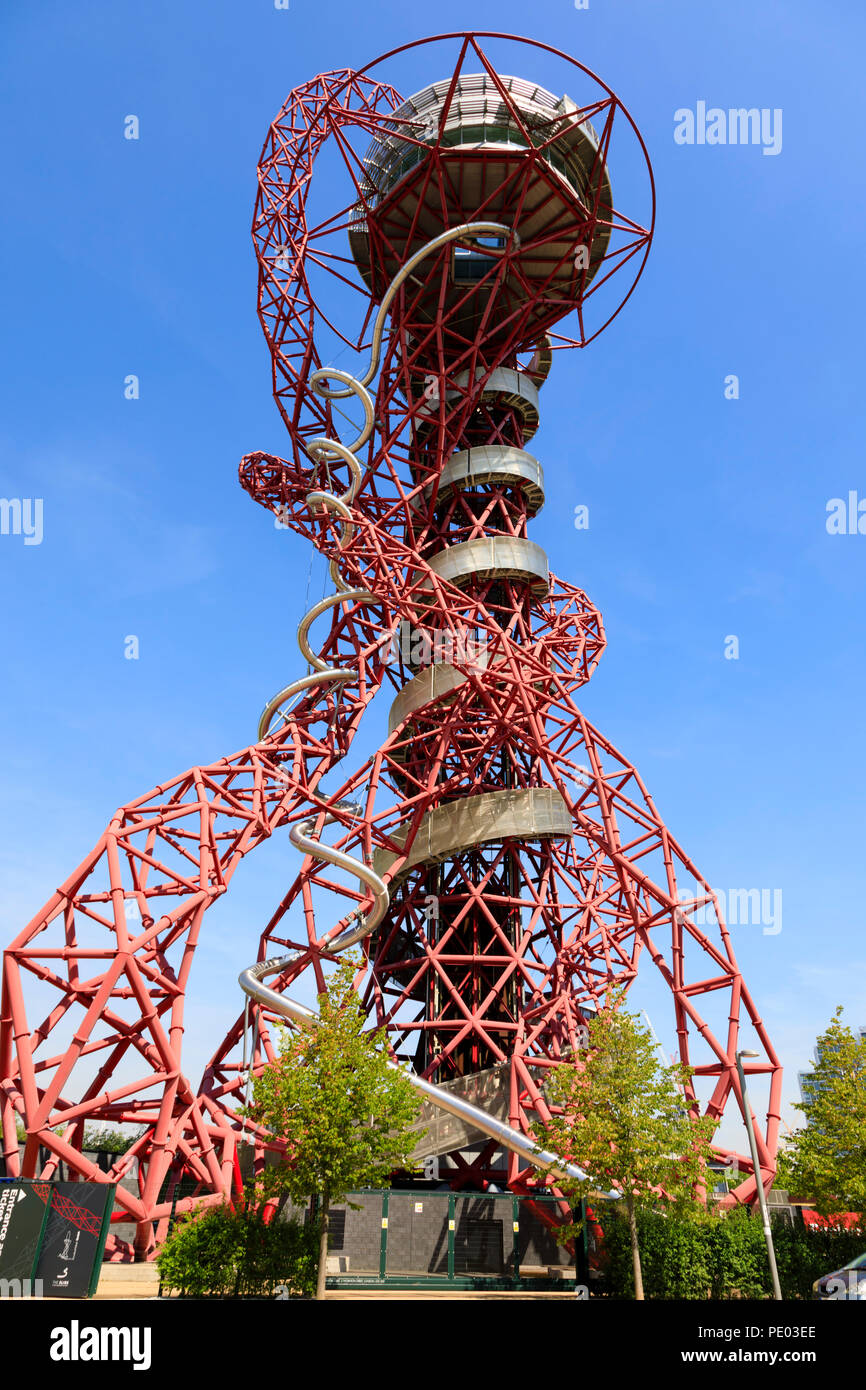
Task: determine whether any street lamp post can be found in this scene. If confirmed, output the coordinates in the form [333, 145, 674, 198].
[737, 1049, 783, 1301]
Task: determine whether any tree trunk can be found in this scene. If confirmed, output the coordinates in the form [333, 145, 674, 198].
[316, 1191, 330, 1301]
[626, 1195, 644, 1301]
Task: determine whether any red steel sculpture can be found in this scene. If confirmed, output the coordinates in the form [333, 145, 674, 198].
[0, 34, 781, 1259]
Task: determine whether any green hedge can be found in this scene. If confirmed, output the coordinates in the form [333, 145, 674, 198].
[82, 1126, 142, 1154]
[156, 1202, 319, 1298]
[598, 1206, 864, 1299]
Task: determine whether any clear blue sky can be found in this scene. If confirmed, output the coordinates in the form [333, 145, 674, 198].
[1, 0, 864, 1147]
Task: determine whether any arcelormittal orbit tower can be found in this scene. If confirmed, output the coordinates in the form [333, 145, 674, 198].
[0, 33, 781, 1259]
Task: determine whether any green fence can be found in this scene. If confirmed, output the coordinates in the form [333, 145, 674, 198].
[322, 1188, 588, 1291]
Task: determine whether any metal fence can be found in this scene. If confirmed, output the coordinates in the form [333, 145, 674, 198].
[321, 1188, 587, 1290]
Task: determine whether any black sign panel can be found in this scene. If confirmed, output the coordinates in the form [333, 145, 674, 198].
[0, 1181, 51, 1289]
[35, 1182, 115, 1298]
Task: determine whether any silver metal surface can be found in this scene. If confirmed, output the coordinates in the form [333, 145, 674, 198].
[354, 72, 611, 234]
[419, 366, 541, 441]
[425, 535, 549, 598]
[737, 1051, 783, 1300]
[246, 228, 606, 1193]
[407, 1061, 512, 1159]
[257, 221, 518, 741]
[238, 799, 595, 1187]
[428, 445, 545, 515]
[387, 662, 468, 737]
[372, 785, 572, 883]
[349, 73, 613, 297]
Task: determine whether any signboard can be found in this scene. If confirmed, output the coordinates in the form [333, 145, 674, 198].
[0, 1181, 52, 1291]
[35, 1182, 115, 1298]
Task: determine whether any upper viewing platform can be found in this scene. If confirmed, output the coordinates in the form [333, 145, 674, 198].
[358, 73, 607, 205]
[348, 72, 614, 351]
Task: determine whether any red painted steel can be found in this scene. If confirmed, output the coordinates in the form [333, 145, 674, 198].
[0, 35, 781, 1258]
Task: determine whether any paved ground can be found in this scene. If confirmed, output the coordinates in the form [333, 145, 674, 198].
[84, 1268, 577, 1301]
[324, 1289, 577, 1300]
[0, 1266, 568, 1300]
[96, 1287, 577, 1301]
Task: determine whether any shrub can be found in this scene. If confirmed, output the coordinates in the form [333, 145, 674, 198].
[598, 1205, 864, 1299]
[156, 1201, 319, 1298]
[708, 1206, 773, 1298]
[82, 1125, 143, 1154]
[600, 1207, 714, 1299]
[772, 1219, 863, 1299]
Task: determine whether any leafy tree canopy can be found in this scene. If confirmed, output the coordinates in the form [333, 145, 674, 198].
[534, 992, 718, 1211]
[245, 953, 422, 1208]
[777, 1006, 866, 1218]
[532, 992, 718, 1299]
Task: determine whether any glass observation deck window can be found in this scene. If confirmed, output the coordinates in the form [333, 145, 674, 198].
[452, 235, 506, 283]
[375, 121, 588, 202]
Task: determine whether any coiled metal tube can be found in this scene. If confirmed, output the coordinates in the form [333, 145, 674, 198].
[244, 221, 606, 1188]
[257, 221, 519, 741]
[238, 807, 597, 1187]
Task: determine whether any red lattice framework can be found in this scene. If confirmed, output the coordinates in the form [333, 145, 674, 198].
[0, 34, 781, 1258]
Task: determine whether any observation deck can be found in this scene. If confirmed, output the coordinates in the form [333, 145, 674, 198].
[348, 72, 613, 346]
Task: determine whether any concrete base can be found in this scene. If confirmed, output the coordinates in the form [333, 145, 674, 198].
[93, 1262, 161, 1300]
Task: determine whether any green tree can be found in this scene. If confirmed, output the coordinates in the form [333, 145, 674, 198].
[245, 954, 422, 1300]
[532, 994, 718, 1299]
[777, 1007, 866, 1219]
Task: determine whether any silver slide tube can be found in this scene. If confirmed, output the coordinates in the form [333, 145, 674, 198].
[247, 221, 609, 1190]
[238, 806, 598, 1187]
[258, 221, 519, 741]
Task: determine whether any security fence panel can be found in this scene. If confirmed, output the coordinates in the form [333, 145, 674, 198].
[517, 1199, 575, 1275]
[327, 1192, 383, 1276]
[324, 1189, 578, 1288]
[385, 1192, 450, 1275]
[453, 1195, 510, 1276]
